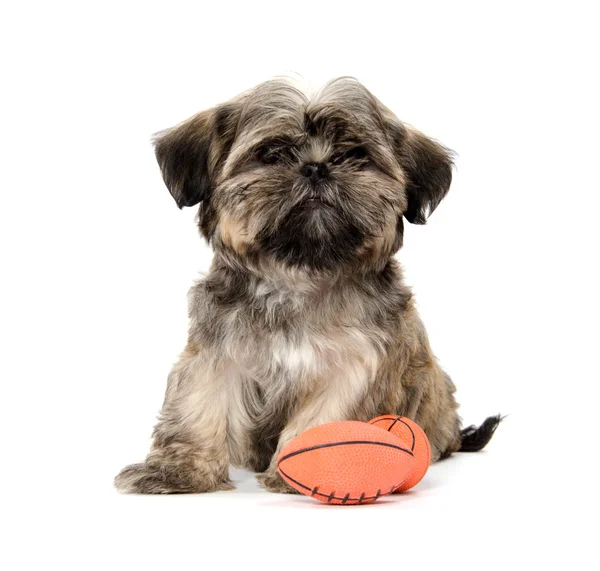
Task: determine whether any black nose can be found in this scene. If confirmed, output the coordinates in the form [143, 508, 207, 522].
[301, 163, 328, 182]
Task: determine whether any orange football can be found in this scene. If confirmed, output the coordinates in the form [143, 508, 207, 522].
[277, 421, 416, 505]
[369, 415, 431, 492]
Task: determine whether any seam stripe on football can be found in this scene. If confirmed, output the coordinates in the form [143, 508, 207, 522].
[387, 418, 399, 433]
[396, 419, 416, 452]
[278, 465, 403, 503]
[370, 417, 401, 426]
[277, 440, 414, 466]
[370, 416, 417, 452]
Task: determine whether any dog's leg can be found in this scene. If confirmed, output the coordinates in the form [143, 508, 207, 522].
[114, 343, 232, 494]
[403, 362, 501, 461]
[391, 311, 468, 461]
[256, 362, 374, 494]
[410, 367, 463, 461]
[256, 397, 332, 494]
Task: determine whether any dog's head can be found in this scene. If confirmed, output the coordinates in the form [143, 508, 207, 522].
[154, 78, 453, 272]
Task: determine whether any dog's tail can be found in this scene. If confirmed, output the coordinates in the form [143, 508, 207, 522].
[459, 414, 504, 452]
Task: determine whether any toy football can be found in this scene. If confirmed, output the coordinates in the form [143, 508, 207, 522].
[277, 420, 415, 505]
[369, 415, 431, 492]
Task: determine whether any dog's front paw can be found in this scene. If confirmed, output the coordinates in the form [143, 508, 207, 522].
[256, 470, 299, 494]
[114, 462, 234, 494]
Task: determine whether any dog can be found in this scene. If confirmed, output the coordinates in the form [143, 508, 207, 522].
[114, 77, 501, 494]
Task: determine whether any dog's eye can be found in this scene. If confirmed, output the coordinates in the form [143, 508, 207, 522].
[259, 145, 292, 165]
[344, 146, 368, 161]
[332, 146, 369, 165]
[261, 150, 282, 165]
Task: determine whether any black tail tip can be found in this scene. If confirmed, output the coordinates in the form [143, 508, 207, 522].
[459, 414, 504, 452]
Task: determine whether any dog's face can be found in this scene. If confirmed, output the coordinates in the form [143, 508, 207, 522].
[154, 78, 453, 272]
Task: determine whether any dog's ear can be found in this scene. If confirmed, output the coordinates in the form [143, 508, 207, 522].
[387, 121, 454, 224]
[153, 103, 239, 209]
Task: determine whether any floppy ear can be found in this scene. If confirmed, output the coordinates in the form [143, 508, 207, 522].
[153, 103, 239, 209]
[388, 122, 454, 224]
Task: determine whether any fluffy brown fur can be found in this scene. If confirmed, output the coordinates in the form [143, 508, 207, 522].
[114, 78, 500, 494]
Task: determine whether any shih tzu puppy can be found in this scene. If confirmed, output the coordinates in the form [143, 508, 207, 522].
[115, 77, 501, 494]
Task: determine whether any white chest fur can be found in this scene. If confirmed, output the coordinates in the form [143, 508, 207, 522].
[267, 326, 380, 383]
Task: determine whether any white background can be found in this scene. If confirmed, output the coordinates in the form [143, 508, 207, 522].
[1, 1, 598, 569]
